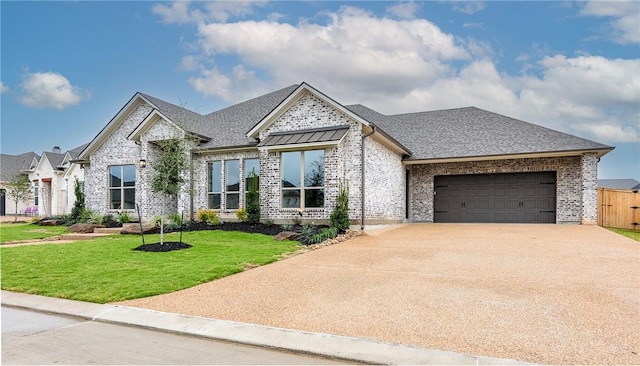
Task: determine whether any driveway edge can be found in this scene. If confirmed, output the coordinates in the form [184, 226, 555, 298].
[1, 290, 528, 365]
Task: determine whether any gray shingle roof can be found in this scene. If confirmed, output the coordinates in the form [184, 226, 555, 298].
[139, 86, 298, 149]
[0, 152, 39, 181]
[198, 85, 298, 149]
[68, 143, 89, 159]
[346, 106, 612, 160]
[42, 151, 65, 169]
[597, 179, 640, 189]
[138, 93, 207, 138]
[138, 86, 611, 160]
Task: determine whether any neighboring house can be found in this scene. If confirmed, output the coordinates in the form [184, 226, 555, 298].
[597, 179, 640, 190]
[0, 152, 39, 215]
[24, 144, 88, 217]
[75, 83, 613, 225]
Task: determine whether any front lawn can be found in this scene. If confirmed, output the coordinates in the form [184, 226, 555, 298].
[1, 231, 300, 303]
[0, 222, 68, 243]
[607, 227, 640, 241]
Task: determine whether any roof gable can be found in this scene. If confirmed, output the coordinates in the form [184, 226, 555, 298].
[78, 93, 150, 161]
[247, 82, 371, 138]
[0, 152, 39, 181]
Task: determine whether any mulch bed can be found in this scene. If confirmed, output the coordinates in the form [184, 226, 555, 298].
[176, 221, 283, 236]
[133, 241, 192, 252]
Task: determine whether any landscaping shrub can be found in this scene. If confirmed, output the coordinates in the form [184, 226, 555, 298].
[68, 178, 86, 224]
[102, 214, 120, 228]
[91, 213, 104, 226]
[236, 208, 248, 222]
[246, 170, 260, 224]
[197, 209, 218, 223]
[169, 212, 183, 227]
[330, 181, 350, 232]
[311, 226, 338, 244]
[262, 218, 274, 226]
[118, 211, 131, 223]
[208, 213, 221, 226]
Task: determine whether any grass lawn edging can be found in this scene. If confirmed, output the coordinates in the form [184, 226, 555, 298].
[1, 230, 300, 303]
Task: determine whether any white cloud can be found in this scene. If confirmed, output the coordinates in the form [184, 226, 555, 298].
[153, 1, 267, 24]
[451, 1, 486, 14]
[18, 71, 87, 110]
[386, 1, 420, 20]
[0, 81, 9, 93]
[163, 4, 639, 144]
[152, 1, 201, 24]
[190, 5, 468, 102]
[580, 1, 640, 44]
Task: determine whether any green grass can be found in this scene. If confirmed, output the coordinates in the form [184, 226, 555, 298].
[1, 231, 300, 303]
[0, 222, 69, 243]
[606, 227, 640, 241]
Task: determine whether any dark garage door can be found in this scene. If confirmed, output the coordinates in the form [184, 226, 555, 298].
[434, 172, 556, 223]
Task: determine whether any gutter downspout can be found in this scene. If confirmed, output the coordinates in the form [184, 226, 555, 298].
[361, 126, 375, 230]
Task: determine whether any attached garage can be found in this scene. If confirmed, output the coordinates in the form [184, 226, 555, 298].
[433, 171, 556, 223]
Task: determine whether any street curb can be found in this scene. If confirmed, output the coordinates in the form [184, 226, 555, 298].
[2, 291, 529, 365]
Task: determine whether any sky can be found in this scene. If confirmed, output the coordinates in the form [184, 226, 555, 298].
[1, 1, 638, 180]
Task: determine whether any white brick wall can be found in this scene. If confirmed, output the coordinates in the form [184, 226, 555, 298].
[85, 102, 151, 217]
[257, 92, 364, 222]
[580, 153, 598, 224]
[364, 136, 405, 221]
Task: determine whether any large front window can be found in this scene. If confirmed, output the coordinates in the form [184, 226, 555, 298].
[225, 160, 240, 209]
[281, 150, 324, 208]
[207, 161, 221, 209]
[208, 158, 260, 210]
[109, 165, 135, 209]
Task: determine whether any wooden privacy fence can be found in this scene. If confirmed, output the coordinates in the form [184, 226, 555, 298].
[597, 188, 640, 231]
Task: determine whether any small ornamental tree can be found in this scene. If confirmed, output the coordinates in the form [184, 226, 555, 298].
[150, 138, 189, 244]
[69, 178, 86, 224]
[330, 180, 350, 232]
[151, 138, 188, 197]
[5, 175, 32, 222]
[246, 169, 260, 224]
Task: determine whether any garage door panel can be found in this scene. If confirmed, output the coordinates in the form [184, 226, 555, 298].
[434, 172, 556, 223]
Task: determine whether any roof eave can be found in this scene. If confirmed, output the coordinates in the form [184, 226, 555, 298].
[193, 144, 258, 154]
[78, 93, 147, 160]
[402, 147, 614, 165]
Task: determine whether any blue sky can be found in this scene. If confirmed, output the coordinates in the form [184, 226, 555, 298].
[1, 1, 638, 180]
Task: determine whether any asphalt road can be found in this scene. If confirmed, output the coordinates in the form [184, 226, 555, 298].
[1, 307, 352, 365]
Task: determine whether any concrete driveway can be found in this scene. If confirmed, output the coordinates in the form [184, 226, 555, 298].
[117, 224, 640, 364]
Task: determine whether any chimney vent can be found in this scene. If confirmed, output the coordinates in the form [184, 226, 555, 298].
[52, 146, 61, 154]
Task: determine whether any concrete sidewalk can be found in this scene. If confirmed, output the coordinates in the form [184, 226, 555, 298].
[1, 291, 525, 365]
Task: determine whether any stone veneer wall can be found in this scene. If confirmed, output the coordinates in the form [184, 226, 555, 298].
[364, 136, 405, 221]
[85, 102, 152, 217]
[257, 91, 364, 223]
[408, 155, 596, 223]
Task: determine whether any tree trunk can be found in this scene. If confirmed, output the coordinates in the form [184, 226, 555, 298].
[13, 202, 18, 222]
